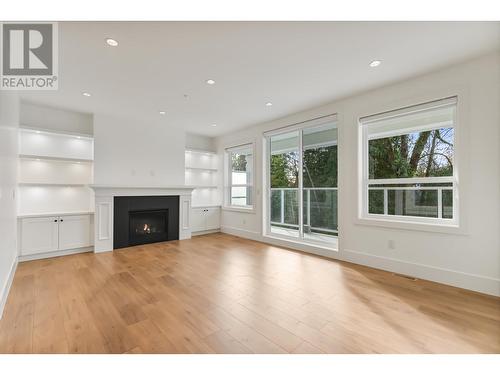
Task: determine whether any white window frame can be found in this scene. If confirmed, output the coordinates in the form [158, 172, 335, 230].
[224, 143, 255, 212]
[359, 96, 459, 227]
[263, 114, 338, 249]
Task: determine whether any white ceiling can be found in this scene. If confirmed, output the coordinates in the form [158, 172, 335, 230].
[20, 21, 500, 137]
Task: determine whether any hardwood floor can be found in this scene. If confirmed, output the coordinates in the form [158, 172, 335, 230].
[0, 233, 499, 353]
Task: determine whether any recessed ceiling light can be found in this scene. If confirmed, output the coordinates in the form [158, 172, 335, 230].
[206, 79, 215, 85]
[36, 131, 41, 134]
[211, 124, 217, 127]
[105, 38, 118, 47]
[159, 111, 166, 115]
[36, 158, 41, 161]
[369, 60, 382, 67]
[82, 92, 91, 97]
[265, 102, 273, 107]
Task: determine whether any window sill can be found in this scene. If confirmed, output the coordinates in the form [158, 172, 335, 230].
[355, 216, 466, 235]
[222, 206, 256, 214]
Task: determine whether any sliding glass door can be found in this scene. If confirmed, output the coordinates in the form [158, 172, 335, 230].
[267, 117, 338, 245]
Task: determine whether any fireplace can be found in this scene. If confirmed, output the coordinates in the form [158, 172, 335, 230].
[113, 195, 179, 249]
[129, 209, 168, 246]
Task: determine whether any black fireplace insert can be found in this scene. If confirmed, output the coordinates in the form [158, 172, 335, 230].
[129, 209, 168, 246]
[114, 196, 179, 249]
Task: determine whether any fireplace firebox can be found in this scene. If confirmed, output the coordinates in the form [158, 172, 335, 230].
[114, 196, 179, 249]
[129, 209, 168, 246]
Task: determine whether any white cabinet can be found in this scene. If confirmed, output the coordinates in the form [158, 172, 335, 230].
[20, 216, 59, 255]
[58, 215, 91, 250]
[191, 207, 221, 233]
[205, 207, 221, 231]
[191, 208, 207, 232]
[20, 214, 92, 256]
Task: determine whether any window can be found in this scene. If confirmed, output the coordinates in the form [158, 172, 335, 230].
[225, 144, 254, 209]
[360, 97, 457, 225]
[266, 115, 338, 245]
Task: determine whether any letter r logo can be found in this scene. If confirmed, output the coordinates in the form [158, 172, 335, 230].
[2, 24, 53, 75]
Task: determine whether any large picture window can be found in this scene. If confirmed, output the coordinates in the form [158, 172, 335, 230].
[225, 144, 254, 209]
[266, 115, 338, 245]
[360, 97, 457, 224]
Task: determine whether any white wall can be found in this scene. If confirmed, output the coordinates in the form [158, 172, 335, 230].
[0, 93, 19, 318]
[186, 132, 215, 152]
[93, 114, 186, 186]
[215, 53, 500, 296]
[20, 101, 93, 135]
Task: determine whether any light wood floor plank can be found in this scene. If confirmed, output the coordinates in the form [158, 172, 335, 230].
[0, 233, 498, 353]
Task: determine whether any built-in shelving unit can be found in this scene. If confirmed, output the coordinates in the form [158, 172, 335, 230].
[17, 127, 95, 216]
[184, 149, 221, 208]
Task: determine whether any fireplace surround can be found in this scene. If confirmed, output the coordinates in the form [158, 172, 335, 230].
[90, 185, 194, 253]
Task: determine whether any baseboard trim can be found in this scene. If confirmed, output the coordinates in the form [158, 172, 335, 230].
[340, 248, 500, 297]
[220, 226, 261, 241]
[221, 226, 500, 296]
[192, 229, 220, 236]
[0, 255, 18, 320]
[18, 246, 93, 262]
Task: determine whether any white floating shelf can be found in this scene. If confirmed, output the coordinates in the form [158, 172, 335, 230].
[20, 126, 94, 140]
[18, 182, 89, 187]
[185, 166, 218, 171]
[18, 211, 95, 219]
[194, 185, 218, 189]
[19, 154, 93, 163]
[19, 128, 94, 161]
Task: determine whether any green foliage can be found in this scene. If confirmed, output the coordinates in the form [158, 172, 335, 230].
[369, 128, 454, 179]
[303, 145, 337, 187]
[270, 152, 298, 188]
[231, 153, 247, 171]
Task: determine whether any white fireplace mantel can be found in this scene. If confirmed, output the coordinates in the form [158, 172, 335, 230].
[90, 185, 195, 253]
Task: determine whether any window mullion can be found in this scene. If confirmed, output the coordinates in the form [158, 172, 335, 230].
[298, 130, 304, 239]
[437, 187, 443, 219]
[383, 188, 388, 215]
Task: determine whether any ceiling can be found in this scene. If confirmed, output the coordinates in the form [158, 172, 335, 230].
[20, 21, 500, 137]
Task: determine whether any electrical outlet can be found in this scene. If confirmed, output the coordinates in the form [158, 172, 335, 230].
[242, 219, 246, 225]
[388, 239, 395, 249]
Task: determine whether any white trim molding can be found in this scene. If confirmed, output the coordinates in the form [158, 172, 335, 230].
[18, 247, 92, 262]
[221, 225, 261, 241]
[0, 256, 18, 320]
[90, 185, 195, 253]
[340, 248, 500, 297]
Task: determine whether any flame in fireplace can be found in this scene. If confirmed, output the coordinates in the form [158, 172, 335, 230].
[143, 224, 151, 234]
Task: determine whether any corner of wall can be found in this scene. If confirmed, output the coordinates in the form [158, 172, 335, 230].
[0, 257, 18, 319]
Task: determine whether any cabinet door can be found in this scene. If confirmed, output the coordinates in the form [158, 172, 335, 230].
[58, 215, 91, 250]
[21, 216, 59, 255]
[191, 208, 207, 232]
[205, 207, 221, 231]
